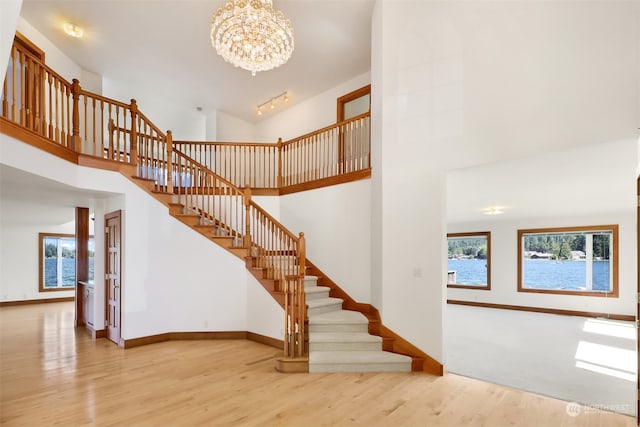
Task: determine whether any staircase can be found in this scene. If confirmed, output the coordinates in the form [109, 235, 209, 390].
[0, 38, 442, 374]
[305, 276, 412, 372]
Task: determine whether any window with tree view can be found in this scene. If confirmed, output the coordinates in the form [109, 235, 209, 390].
[39, 233, 94, 292]
[518, 225, 618, 296]
[447, 232, 491, 290]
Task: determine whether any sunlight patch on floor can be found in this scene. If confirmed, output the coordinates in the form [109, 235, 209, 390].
[575, 341, 636, 382]
[583, 318, 636, 340]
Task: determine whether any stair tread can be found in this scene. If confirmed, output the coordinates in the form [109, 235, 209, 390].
[308, 309, 368, 323]
[306, 297, 343, 308]
[309, 332, 382, 343]
[309, 350, 412, 364]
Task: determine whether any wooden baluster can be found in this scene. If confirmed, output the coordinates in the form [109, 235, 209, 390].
[166, 130, 173, 193]
[47, 74, 53, 138]
[55, 79, 61, 143]
[130, 99, 138, 167]
[277, 139, 283, 188]
[70, 79, 81, 152]
[2, 74, 8, 119]
[82, 95, 88, 154]
[10, 46, 17, 121]
[34, 65, 42, 134]
[244, 187, 252, 253]
[18, 50, 24, 126]
[25, 56, 32, 130]
[107, 118, 114, 160]
[64, 84, 70, 145]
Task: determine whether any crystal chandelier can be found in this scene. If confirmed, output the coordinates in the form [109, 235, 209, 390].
[210, 0, 294, 76]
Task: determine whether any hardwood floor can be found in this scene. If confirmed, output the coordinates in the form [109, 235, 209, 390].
[0, 302, 635, 426]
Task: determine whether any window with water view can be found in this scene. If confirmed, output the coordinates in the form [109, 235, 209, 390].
[39, 233, 94, 292]
[447, 232, 491, 290]
[518, 225, 618, 296]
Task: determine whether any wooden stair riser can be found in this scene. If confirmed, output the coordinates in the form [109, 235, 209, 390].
[175, 214, 201, 227]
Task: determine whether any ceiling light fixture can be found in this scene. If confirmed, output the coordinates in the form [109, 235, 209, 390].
[63, 22, 83, 38]
[256, 91, 289, 116]
[483, 207, 505, 215]
[210, 0, 294, 76]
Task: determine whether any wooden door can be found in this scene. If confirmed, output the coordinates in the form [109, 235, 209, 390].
[105, 210, 122, 345]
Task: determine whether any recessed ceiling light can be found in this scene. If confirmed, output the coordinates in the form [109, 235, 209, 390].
[63, 23, 84, 39]
[483, 207, 505, 215]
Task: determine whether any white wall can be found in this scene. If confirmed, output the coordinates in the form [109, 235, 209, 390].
[0, 0, 22, 93]
[279, 179, 372, 303]
[255, 72, 371, 142]
[371, 0, 449, 363]
[216, 110, 257, 142]
[1, 133, 261, 339]
[246, 273, 284, 340]
[102, 78, 206, 142]
[447, 212, 636, 316]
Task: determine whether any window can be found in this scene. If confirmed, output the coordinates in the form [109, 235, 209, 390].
[517, 225, 618, 297]
[447, 232, 491, 290]
[39, 233, 94, 292]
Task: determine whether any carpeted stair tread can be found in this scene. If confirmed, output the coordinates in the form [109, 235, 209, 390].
[306, 297, 343, 308]
[308, 309, 368, 324]
[309, 332, 382, 343]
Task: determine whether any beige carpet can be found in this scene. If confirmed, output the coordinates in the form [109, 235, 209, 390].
[445, 304, 637, 416]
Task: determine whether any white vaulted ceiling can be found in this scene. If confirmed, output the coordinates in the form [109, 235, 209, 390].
[19, 0, 374, 123]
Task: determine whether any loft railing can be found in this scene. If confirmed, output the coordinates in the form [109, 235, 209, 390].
[173, 141, 280, 189]
[172, 112, 370, 190]
[1, 41, 171, 184]
[281, 112, 370, 187]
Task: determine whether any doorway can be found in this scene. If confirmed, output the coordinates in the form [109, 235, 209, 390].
[105, 210, 122, 345]
[336, 84, 371, 173]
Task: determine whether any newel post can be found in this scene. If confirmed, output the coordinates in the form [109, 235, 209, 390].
[166, 130, 174, 192]
[277, 137, 283, 188]
[244, 187, 252, 251]
[129, 99, 138, 166]
[71, 79, 81, 152]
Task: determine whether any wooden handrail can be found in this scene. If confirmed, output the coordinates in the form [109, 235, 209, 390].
[282, 112, 370, 146]
[174, 140, 278, 148]
[78, 90, 130, 109]
[173, 149, 240, 190]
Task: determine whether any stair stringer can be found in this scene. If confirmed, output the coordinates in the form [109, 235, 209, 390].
[305, 259, 444, 375]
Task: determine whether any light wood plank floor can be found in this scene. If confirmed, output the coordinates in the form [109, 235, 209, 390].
[0, 302, 635, 426]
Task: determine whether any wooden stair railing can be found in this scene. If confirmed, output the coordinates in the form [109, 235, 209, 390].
[170, 150, 307, 360]
[172, 112, 371, 192]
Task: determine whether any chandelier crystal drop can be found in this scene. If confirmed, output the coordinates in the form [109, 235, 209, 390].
[210, 0, 294, 76]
